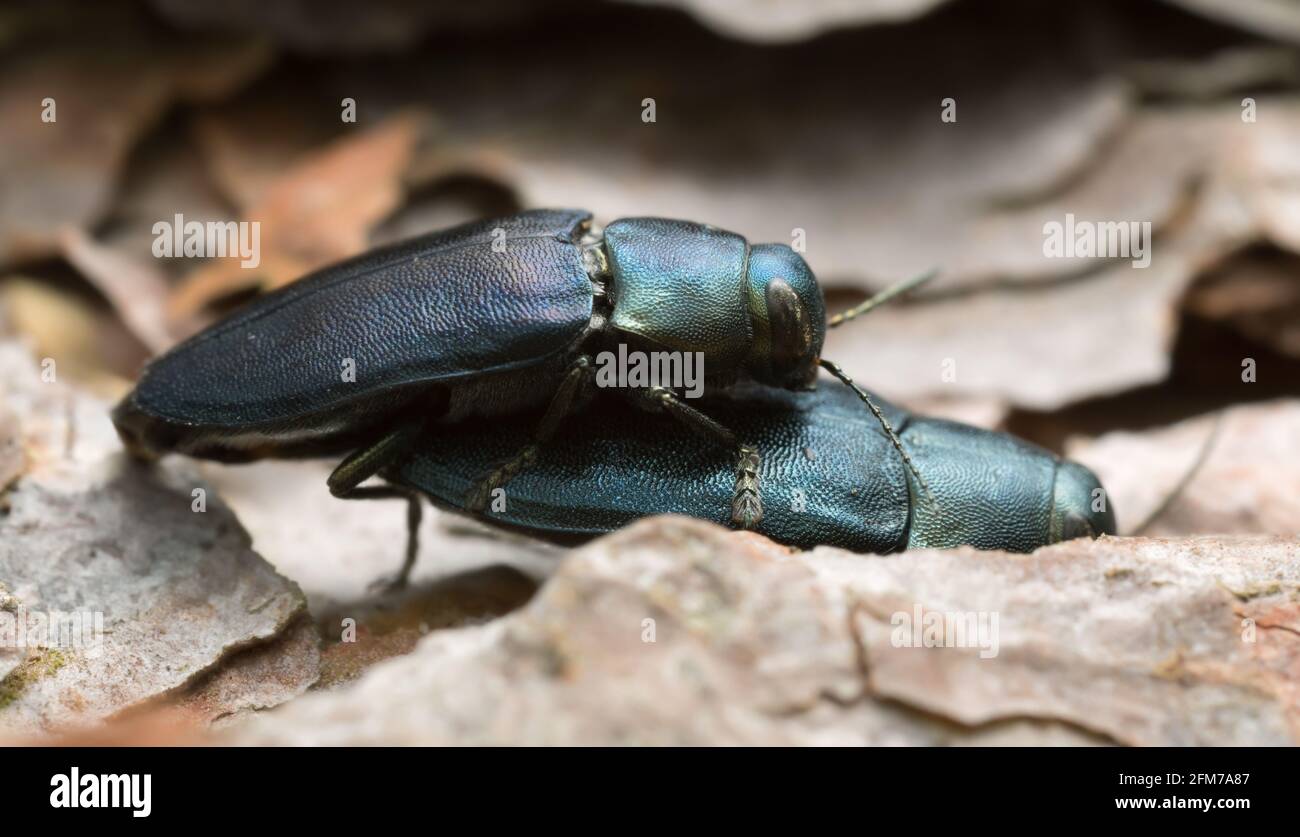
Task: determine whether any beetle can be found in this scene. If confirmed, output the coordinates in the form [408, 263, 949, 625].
[113, 208, 934, 584]
[388, 382, 1117, 553]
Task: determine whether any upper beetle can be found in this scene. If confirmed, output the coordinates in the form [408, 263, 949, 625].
[113, 209, 928, 584]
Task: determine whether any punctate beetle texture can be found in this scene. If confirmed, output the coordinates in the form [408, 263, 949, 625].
[389, 383, 1117, 553]
[112, 208, 1101, 586]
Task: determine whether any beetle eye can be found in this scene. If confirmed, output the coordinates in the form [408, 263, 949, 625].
[766, 278, 813, 374]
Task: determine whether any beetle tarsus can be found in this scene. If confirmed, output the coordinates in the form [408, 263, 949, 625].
[731, 445, 763, 528]
[466, 445, 539, 512]
[639, 386, 765, 528]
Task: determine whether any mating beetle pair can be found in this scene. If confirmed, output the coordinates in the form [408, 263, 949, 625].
[112, 209, 1113, 587]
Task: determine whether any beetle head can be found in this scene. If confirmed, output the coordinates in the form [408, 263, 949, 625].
[745, 244, 826, 389]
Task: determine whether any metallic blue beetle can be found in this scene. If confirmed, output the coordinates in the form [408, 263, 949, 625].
[391, 383, 1117, 554]
[112, 209, 949, 585]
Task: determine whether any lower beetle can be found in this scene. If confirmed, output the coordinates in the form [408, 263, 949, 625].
[113, 209, 934, 584]
[389, 384, 1117, 555]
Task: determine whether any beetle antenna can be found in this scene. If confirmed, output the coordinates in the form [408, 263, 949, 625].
[819, 359, 935, 507]
[1127, 411, 1224, 536]
[828, 269, 937, 329]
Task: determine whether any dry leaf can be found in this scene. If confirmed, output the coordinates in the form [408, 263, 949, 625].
[1185, 249, 1300, 357]
[1067, 400, 1300, 536]
[0, 277, 146, 393]
[191, 90, 352, 209]
[0, 34, 269, 266]
[58, 229, 176, 355]
[168, 110, 428, 318]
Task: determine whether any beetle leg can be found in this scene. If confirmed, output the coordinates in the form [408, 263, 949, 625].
[327, 420, 426, 591]
[329, 485, 423, 593]
[465, 355, 593, 513]
[327, 420, 425, 496]
[639, 387, 763, 529]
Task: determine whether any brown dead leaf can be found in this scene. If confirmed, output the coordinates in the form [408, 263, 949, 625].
[0, 277, 146, 394]
[245, 6, 1155, 294]
[59, 229, 176, 354]
[1185, 249, 1300, 357]
[168, 110, 429, 318]
[1067, 400, 1300, 537]
[191, 90, 351, 210]
[94, 127, 237, 282]
[823, 104, 1267, 410]
[143, 6, 1300, 408]
[0, 35, 270, 266]
[56, 131, 237, 355]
